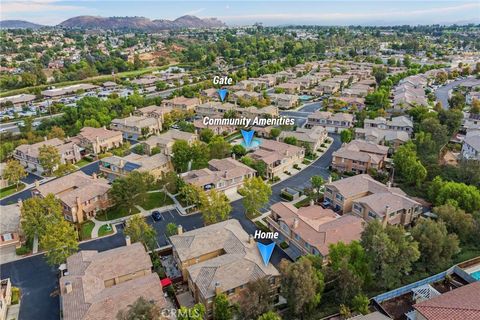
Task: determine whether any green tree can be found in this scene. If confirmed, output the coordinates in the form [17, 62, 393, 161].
[340, 129, 353, 143]
[411, 218, 460, 272]
[257, 311, 282, 320]
[151, 146, 161, 155]
[109, 171, 154, 214]
[269, 128, 281, 139]
[428, 176, 480, 212]
[213, 293, 232, 320]
[21, 194, 63, 241]
[433, 204, 475, 243]
[177, 303, 206, 320]
[38, 144, 61, 176]
[239, 177, 272, 218]
[116, 296, 162, 320]
[172, 140, 192, 173]
[164, 223, 177, 237]
[47, 126, 66, 139]
[41, 219, 78, 266]
[3, 159, 27, 190]
[209, 136, 231, 159]
[279, 257, 324, 318]
[199, 189, 232, 225]
[238, 278, 274, 320]
[199, 128, 215, 143]
[352, 294, 369, 315]
[124, 215, 157, 251]
[232, 144, 247, 158]
[191, 141, 210, 170]
[310, 175, 324, 199]
[361, 221, 420, 289]
[283, 136, 298, 146]
[393, 142, 427, 186]
[180, 183, 202, 207]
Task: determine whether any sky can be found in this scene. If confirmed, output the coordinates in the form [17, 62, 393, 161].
[1, 0, 479, 26]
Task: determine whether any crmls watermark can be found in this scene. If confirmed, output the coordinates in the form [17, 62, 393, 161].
[160, 308, 202, 319]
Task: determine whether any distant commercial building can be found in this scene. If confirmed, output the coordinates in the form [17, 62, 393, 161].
[41, 84, 99, 99]
[0, 94, 36, 108]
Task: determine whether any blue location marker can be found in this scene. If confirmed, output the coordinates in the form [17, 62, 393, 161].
[257, 242, 275, 266]
[218, 88, 228, 102]
[241, 129, 255, 147]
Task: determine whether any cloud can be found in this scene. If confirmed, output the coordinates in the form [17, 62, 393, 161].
[184, 8, 205, 16]
[218, 2, 480, 22]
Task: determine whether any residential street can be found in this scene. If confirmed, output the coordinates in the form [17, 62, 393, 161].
[0, 134, 340, 320]
[435, 76, 480, 109]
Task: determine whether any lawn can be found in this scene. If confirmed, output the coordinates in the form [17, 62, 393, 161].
[98, 224, 114, 237]
[95, 206, 140, 221]
[79, 221, 95, 240]
[0, 183, 26, 199]
[139, 192, 174, 210]
[75, 158, 92, 168]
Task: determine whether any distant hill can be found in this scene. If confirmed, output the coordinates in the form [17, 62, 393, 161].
[0, 20, 44, 29]
[59, 15, 226, 30]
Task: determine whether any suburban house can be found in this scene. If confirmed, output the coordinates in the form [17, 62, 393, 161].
[364, 116, 413, 134]
[170, 220, 280, 318]
[99, 153, 172, 181]
[267, 201, 365, 258]
[324, 174, 422, 226]
[248, 139, 305, 179]
[134, 105, 172, 120]
[279, 126, 327, 152]
[14, 138, 82, 174]
[332, 140, 389, 173]
[59, 242, 166, 320]
[275, 82, 301, 94]
[110, 115, 162, 140]
[70, 127, 123, 155]
[196, 102, 236, 118]
[193, 119, 237, 135]
[268, 93, 299, 109]
[236, 105, 279, 119]
[412, 281, 480, 320]
[355, 127, 410, 149]
[142, 129, 197, 155]
[161, 96, 200, 112]
[306, 111, 354, 133]
[0, 203, 22, 259]
[32, 171, 111, 223]
[461, 131, 480, 160]
[182, 158, 256, 196]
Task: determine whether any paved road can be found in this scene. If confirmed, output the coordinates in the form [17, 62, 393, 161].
[0, 135, 341, 319]
[435, 76, 480, 109]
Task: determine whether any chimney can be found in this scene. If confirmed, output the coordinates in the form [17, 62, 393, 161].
[293, 218, 299, 229]
[44, 136, 47, 141]
[120, 159, 124, 167]
[92, 173, 97, 180]
[125, 235, 131, 246]
[103, 126, 106, 130]
[65, 281, 73, 294]
[17, 199, 23, 208]
[215, 282, 223, 295]
[382, 206, 390, 227]
[177, 225, 183, 235]
[386, 181, 392, 189]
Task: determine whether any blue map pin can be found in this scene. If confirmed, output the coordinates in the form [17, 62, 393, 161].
[218, 88, 228, 102]
[257, 242, 275, 266]
[241, 129, 254, 147]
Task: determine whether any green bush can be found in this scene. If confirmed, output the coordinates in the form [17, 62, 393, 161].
[11, 287, 20, 305]
[281, 191, 294, 201]
[279, 241, 289, 249]
[302, 159, 312, 165]
[16, 246, 30, 256]
[293, 164, 300, 170]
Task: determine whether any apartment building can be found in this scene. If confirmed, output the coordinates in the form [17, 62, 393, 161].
[196, 102, 236, 117]
[306, 111, 354, 133]
[324, 174, 422, 226]
[32, 171, 111, 223]
[268, 93, 299, 109]
[279, 126, 327, 152]
[110, 115, 162, 139]
[59, 243, 166, 320]
[364, 116, 413, 134]
[332, 140, 389, 173]
[134, 105, 172, 120]
[100, 153, 172, 181]
[267, 201, 364, 258]
[461, 131, 480, 160]
[161, 96, 200, 112]
[170, 220, 280, 318]
[14, 138, 82, 173]
[236, 105, 279, 119]
[70, 127, 123, 155]
[142, 129, 197, 155]
[182, 158, 256, 196]
[248, 139, 305, 179]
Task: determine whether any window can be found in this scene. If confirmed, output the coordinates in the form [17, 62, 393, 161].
[305, 242, 311, 250]
[335, 193, 344, 201]
[226, 288, 235, 295]
[353, 203, 363, 213]
[294, 233, 301, 241]
[368, 211, 377, 219]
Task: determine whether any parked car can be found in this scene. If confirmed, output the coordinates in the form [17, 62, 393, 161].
[152, 210, 163, 221]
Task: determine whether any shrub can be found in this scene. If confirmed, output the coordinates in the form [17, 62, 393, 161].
[16, 246, 30, 256]
[11, 287, 20, 305]
[279, 241, 289, 249]
[293, 164, 300, 170]
[280, 191, 294, 201]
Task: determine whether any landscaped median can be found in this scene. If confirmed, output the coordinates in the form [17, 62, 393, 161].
[0, 183, 26, 199]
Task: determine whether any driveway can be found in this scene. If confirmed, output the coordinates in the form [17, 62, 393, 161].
[0, 134, 341, 319]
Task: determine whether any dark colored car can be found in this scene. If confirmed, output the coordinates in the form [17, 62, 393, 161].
[152, 211, 162, 221]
